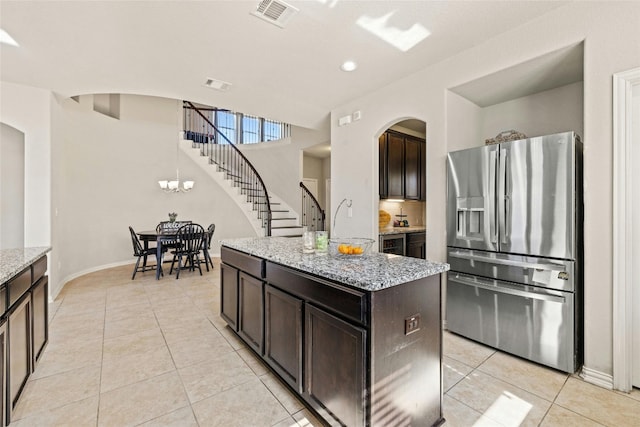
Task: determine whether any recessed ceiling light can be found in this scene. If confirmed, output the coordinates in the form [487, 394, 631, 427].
[340, 60, 357, 72]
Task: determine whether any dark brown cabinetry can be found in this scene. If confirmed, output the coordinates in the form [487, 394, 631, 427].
[8, 294, 31, 419]
[0, 319, 6, 427]
[220, 263, 239, 330]
[31, 276, 48, 367]
[264, 285, 303, 393]
[379, 130, 426, 201]
[220, 245, 443, 427]
[238, 272, 263, 354]
[406, 232, 426, 259]
[305, 304, 366, 427]
[2, 253, 49, 426]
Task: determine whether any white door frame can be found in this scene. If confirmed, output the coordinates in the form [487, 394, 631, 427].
[613, 66, 640, 392]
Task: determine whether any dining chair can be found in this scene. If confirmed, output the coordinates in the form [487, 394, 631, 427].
[203, 223, 216, 271]
[170, 223, 206, 279]
[129, 226, 163, 279]
[156, 220, 192, 260]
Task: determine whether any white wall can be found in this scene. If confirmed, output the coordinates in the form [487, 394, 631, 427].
[48, 94, 257, 296]
[0, 123, 25, 249]
[0, 82, 51, 249]
[239, 123, 330, 216]
[1, 88, 329, 297]
[446, 91, 483, 153]
[330, 2, 640, 379]
[481, 81, 584, 141]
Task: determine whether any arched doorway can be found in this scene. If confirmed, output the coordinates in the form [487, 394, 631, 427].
[377, 119, 427, 258]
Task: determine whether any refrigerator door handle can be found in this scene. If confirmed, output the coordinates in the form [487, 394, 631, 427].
[448, 250, 566, 272]
[489, 150, 498, 243]
[450, 274, 566, 303]
[498, 148, 508, 244]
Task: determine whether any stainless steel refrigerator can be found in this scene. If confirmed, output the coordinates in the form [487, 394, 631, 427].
[446, 131, 583, 373]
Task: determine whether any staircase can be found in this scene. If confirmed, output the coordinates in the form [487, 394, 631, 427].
[182, 101, 305, 237]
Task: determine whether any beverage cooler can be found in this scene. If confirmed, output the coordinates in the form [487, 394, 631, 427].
[379, 234, 405, 256]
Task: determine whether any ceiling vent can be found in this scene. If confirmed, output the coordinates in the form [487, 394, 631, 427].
[251, 0, 299, 28]
[204, 78, 232, 91]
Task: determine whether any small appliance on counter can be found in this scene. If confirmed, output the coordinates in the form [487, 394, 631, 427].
[394, 208, 409, 227]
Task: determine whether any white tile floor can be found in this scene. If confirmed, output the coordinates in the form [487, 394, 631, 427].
[10, 259, 640, 426]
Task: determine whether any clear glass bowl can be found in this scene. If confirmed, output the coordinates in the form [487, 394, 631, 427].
[328, 238, 375, 257]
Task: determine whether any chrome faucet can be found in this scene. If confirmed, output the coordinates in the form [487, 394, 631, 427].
[332, 198, 352, 236]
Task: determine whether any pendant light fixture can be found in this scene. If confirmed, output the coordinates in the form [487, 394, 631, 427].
[159, 104, 194, 193]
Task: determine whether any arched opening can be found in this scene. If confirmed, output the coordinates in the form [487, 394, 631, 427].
[377, 118, 427, 258]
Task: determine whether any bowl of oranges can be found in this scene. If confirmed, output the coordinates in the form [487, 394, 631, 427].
[329, 238, 375, 257]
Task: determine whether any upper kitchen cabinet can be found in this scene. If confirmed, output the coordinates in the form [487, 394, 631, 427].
[379, 130, 425, 201]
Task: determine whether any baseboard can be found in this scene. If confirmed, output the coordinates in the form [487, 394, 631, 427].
[51, 260, 132, 300]
[580, 366, 614, 390]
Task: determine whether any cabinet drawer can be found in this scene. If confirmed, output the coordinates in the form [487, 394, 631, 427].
[8, 268, 31, 308]
[406, 232, 425, 244]
[221, 247, 265, 279]
[266, 263, 368, 325]
[32, 256, 47, 284]
[0, 285, 6, 315]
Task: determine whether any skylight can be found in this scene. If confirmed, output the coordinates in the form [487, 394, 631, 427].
[356, 11, 429, 52]
[0, 28, 19, 47]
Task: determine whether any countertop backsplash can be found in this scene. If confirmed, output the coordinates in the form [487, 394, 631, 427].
[379, 199, 425, 228]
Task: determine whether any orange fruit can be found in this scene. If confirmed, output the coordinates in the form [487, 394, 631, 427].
[353, 247, 364, 255]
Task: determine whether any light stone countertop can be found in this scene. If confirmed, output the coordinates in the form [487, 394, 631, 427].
[379, 226, 426, 236]
[220, 237, 448, 291]
[0, 247, 51, 284]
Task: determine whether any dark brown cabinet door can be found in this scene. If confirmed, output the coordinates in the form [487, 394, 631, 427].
[404, 136, 421, 200]
[220, 263, 239, 330]
[264, 285, 303, 393]
[31, 276, 48, 368]
[420, 140, 426, 201]
[380, 130, 426, 201]
[238, 272, 263, 354]
[305, 304, 366, 427]
[8, 294, 31, 421]
[0, 320, 6, 427]
[378, 133, 388, 199]
[386, 132, 405, 199]
[406, 232, 426, 259]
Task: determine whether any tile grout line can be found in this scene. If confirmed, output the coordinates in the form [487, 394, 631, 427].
[146, 282, 202, 426]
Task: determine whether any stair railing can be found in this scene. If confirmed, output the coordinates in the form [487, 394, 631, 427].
[183, 101, 272, 236]
[299, 182, 325, 232]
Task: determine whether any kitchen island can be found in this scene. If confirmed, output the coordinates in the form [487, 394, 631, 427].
[220, 237, 448, 427]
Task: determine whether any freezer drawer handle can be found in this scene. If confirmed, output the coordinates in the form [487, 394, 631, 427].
[449, 251, 565, 272]
[450, 275, 566, 303]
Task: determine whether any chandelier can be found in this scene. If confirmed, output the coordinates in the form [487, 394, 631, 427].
[158, 130, 194, 193]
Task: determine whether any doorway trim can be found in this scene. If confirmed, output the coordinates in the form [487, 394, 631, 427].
[613, 66, 640, 392]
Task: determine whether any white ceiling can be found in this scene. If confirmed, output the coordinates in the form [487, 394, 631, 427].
[0, 1, 570, 129]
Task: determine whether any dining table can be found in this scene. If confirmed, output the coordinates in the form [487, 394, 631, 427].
[137, 229, 177, 280]
[137, 227, 211, 280]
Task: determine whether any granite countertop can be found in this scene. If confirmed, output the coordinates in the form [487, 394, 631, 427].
[221, 237, 448, 292]
[0, 247, 51, 284]
[379, 226, 426, 235]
